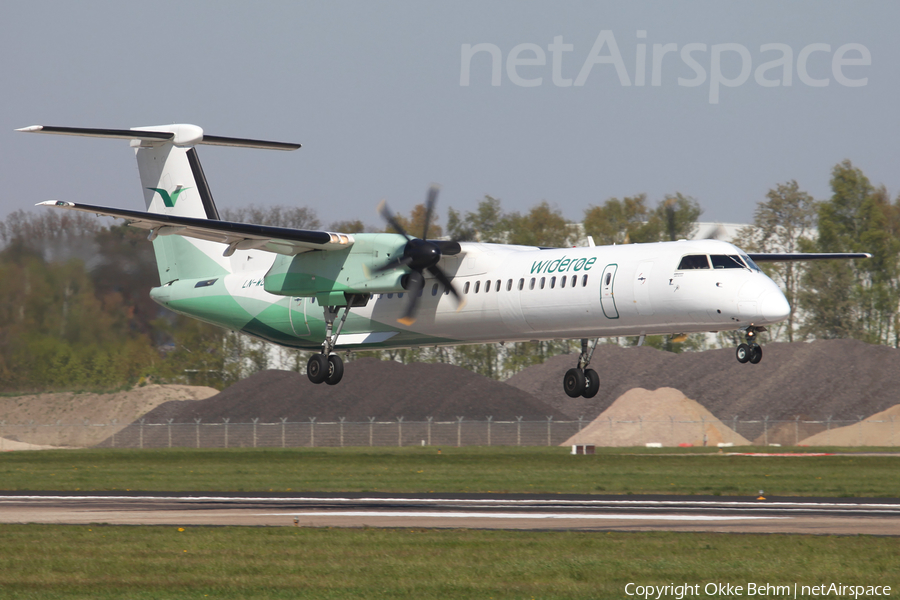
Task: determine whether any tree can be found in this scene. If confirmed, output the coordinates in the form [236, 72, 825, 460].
[583, 194, 658, 245]
[447, 196, 507, 243]
[507, 201, 573, 247]
[733, 181, 817, 342]
[655, 193, 701, 242]
[799, 161, 900, 344]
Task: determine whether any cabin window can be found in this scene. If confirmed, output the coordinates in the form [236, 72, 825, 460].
[571, 275, 577, 288]
[518, 278, 524, 291]
[474, 281, 480, 293]
[485, 280, 491, 292]
[431, 283, 439, 296]
[550, 276, 556, 289]
[582, 274, 589, 287]
[464, 282, 470, 294]
[529, 278, 535, 290]
[540, 277, 546, 289]
[711, 254, 745, 269]
[605, 272, 612, 285]
[678, 255, 711, 269]
[507, 279, 513, 291]
[560, 276, 566, 288]
[496, 279, 501, 291]
[194, 278, 218, 288]
[398, 292, 404, 298]
[387, 293, 393, 299]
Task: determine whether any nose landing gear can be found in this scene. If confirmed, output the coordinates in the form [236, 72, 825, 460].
[735, 326, 765, 365]
[563, 338, 601, 399]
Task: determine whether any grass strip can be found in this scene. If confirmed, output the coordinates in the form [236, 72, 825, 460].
[0, 524, 897, 600]
[1, 447, 898, 496]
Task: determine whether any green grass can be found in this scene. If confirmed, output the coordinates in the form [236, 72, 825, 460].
[0, 524, 897, 599]
[1, 446, 898, 496]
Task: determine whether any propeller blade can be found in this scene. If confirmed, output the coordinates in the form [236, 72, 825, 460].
[377, 199, 412, 241]
[421, 184, 439, 241]
[427, 265, 466, 311]
[367, 255, 414, 277]
[397, 270, 425, 325]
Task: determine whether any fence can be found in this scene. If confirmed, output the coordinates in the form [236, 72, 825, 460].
[0, 416, 897, 449]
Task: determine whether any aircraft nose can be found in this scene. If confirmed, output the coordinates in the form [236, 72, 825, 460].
[760, 289, 791, 322]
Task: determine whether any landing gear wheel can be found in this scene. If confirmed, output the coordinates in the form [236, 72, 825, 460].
[582, 368, 600, 399]
[735, 343, 751, 364]
[325, 354, 344, 385]
[563, 368, 586, 398]
[749, 343, 762, 364]
[307, 354, 329, 384]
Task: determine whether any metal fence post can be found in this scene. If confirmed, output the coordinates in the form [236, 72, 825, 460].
[516, 416, 523, 447]
[857, 415, 863, 446]
[280, 417, 287, 448]
[369, 417, 375, 447]
[546, 416, 553, 447]
[892, 416, 896, 447]
[427, 417, 433, 446]
[577, 416, 584, 433]
[139, 418, 145, 449]
[57, 420, 63, 447]
[0, 421, 4, 450]
[167, 419, 173, 448]
[732, 416, 738, 440]
[111, 419, 117, 448]
[763, 416, 769, 446]
[194, 418, 202, 448]
[252, 418, 259, 448]
[486, 416, 492, 447]
[794, 416, 800, 446]
[309, 417, 316, 447]
[397, 417, 404, 447]
[826, 415, 832, 446]
[456, 416, 463, 447]
[339, 417, 345, 447]
[223, 417, 230, 449]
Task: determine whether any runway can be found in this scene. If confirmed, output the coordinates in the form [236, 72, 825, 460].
[2, 492, 899, 534]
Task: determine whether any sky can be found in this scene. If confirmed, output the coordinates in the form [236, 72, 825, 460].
[1, 1, 897, 232]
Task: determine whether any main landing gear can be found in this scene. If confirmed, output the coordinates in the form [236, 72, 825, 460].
[306, 294, 369, 386]
[563, 338, 601, 399]
[735, 325, 765, 365]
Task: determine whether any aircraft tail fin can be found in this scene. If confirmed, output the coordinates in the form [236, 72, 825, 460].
[18, 124, 300, 283]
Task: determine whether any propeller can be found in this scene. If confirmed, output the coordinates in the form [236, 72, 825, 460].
[370, 185, 464, 325]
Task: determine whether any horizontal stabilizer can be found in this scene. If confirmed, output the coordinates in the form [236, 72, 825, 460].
[17, 124, 300, 150]
[748, 252, 872, 262]
[38, 200, 353, 256]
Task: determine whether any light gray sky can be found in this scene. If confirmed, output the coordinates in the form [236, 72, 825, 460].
[1, 1, 897, 231]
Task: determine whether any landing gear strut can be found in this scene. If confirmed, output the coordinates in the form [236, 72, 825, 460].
[735, 325, 764, 365]
[563, 338, 601, 399]
[306, 294, 368, 386]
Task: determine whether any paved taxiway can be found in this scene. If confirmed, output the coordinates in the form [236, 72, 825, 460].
[1, 493, 899, 534]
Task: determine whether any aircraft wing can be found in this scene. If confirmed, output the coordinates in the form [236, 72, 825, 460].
[38, 200, 353, 256]
[747, 252, 872, 262]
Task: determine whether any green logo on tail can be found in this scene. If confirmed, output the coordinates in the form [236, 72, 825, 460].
[148, 187, 190, 208]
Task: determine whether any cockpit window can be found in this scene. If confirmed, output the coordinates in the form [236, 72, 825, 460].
[740, 253, 761, 272]
[710, 255, 745, 269]
[677, 255, 710, 270]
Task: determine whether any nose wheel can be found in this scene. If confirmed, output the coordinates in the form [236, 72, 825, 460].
[735, 326, 764, 365]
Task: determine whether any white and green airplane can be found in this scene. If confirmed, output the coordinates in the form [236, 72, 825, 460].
[19, 124, 870, 398]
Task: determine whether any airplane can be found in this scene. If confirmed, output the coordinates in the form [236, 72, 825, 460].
[18, 124, 870, 398]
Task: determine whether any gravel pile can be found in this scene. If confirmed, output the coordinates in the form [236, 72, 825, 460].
[506, 339, 900, 422]
[562, 387, 751, 447]
[138, 358, 563, 423]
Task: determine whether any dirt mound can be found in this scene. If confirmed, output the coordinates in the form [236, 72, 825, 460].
[562, 387, 750, 447]
[0, 385, 218, 447]
[138, 358, 562, 424]
[507, 340, 900, 423]
[798, 404, 900, 447]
